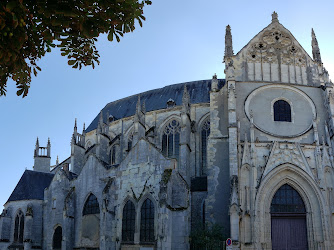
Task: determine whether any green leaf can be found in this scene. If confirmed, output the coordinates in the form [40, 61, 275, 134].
[68, 60, 76, 65]
[107, 32, 113, 41]
[6, 1, 17, 11]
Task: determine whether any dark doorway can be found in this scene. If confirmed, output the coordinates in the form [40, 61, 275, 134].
[53, 226, 62, 250]
[271, 184, 308, 250]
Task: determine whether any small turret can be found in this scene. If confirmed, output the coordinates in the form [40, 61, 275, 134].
[71, 120, 86, 174]
[132, 95, 146, 146]
[97, 110, 104, 134]
[312, 28, 322, 64]
[224, 25, 233, 58]
[33, 138, 51, 173]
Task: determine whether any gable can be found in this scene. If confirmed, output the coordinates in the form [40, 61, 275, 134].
[229, 13, 322, 85]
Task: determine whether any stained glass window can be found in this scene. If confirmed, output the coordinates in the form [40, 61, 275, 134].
[53, 226, 62, 249]
[274, 100, 291, 122]
[122, 200, 136, 242]
[162, 120, 180, 161]
[83, 194, 100, 215]
[201, 119, 210, 175]
[271, 184, 306, 213]
[14, 210, 24, 243]
[140, 199, 155, 243]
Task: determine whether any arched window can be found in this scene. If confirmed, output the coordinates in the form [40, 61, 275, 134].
[271, 184, 306, 213]
[111, 145, 116, 164]
[140, 198, 154, 243]
[122, 200, 136, 243]
[83, 194, 100, 216]
[14, 210, 24, 243]
[52, 226, 62, 249]
[162, 120, 180, 160]
[274, 100, 291, 122]
[201, 119, 210, 175]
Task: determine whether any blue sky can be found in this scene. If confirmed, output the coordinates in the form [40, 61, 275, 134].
[1, 0, 334, 209]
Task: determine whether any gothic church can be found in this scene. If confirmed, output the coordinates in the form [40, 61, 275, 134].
[1, 12, 334, 249]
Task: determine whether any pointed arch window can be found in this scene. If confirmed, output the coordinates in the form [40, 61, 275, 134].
[162, 120, 180, 160]
[53, 226, 62, 249]
[201, 119, 210, 175]
[274, 100, 291, 122]
[122, 200, 136, 243]
[140, 198, 155, 243]
[14, 210, 24, 243]
[83, 194, 100, 215]
[271, 184, 306, 213]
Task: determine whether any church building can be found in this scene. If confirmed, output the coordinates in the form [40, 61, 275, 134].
[0, 12, 333, 249]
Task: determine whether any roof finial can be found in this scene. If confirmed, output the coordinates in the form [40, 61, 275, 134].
[224, 25, 233, 58]
[74, 118, 77, 132]
[82, 123, 86, 135]
[312, 28, 322, 64]
[272, 11, 278, 23]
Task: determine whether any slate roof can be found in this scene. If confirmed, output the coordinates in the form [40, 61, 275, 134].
[86, 79, 225, 133]
[7, 170, 54, 203]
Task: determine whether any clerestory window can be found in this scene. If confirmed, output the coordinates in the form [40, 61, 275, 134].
[274, 100, 291, 122]
[162, 120, 180, 160]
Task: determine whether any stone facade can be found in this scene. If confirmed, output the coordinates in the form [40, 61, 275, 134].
[1, 12, 334, 250]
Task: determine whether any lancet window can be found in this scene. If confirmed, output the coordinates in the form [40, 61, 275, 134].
[140, 198, 155, 243]
[122, 200, 136, 243]
[162, 119, 180, 160]
[83, 194, 100, 215]
[14, 210, 24, 243]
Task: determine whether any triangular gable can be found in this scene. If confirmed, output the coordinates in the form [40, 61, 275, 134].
[263, 142, 314, 179]
[236, 18, 313, 63]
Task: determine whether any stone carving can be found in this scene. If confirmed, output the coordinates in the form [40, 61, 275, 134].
[26, 204, 33, 217]
[262, 142, 314, 180]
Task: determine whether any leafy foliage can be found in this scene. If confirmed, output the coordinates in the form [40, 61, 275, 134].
[190, 223, 226, 250]
[0, 0, 151, 97]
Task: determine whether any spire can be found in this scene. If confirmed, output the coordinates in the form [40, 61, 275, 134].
[47, 138, 51, 157]
[56, 155, 59, 165]
[34, 137, 39, 156]
[136, 95, 142, 114]
[224, 25, 233, 58]
[182, 84, 190, 114]
[74, 118, 77, 133]
[271, 11, 279, 23]
[82, 123, 86, 135]
[312, 28, 322, 64]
